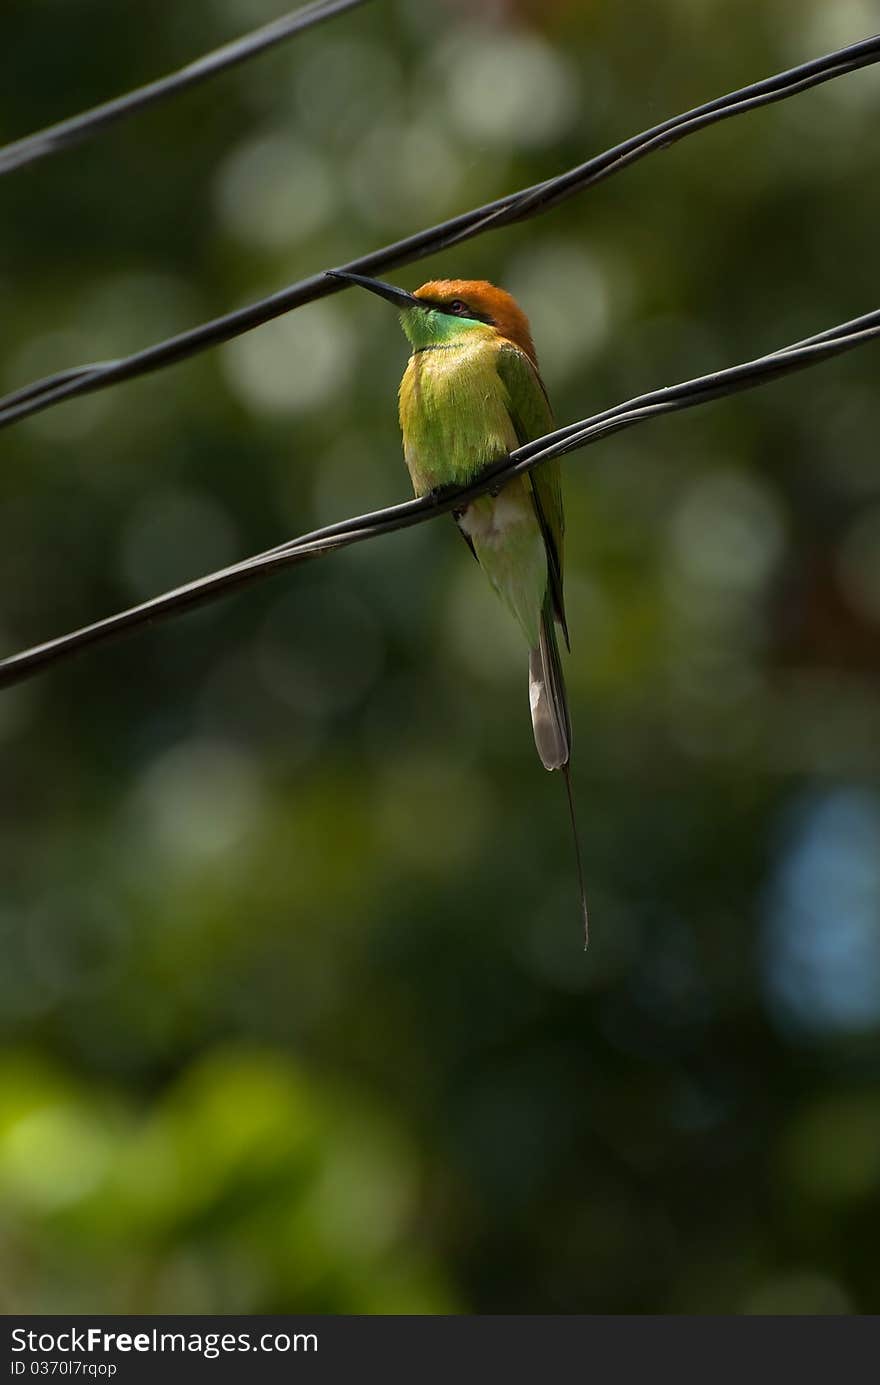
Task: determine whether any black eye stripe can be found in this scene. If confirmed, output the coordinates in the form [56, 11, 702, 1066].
[426, 299, 492, 323]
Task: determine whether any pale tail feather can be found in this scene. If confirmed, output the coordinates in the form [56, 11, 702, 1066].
[528, 609, 589, 946]
[528, 608, 570, 770]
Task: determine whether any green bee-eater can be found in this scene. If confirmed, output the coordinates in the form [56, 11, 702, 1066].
[327, 271, 587, 942]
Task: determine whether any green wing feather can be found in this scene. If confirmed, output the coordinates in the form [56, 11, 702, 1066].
[496, 344, 569, 647]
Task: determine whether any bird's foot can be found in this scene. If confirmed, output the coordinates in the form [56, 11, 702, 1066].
[424, 482, 463, 506]
[484, 460, 511, 498]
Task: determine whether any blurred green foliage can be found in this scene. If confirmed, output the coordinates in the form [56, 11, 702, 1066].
[1, 0, 880, 1314]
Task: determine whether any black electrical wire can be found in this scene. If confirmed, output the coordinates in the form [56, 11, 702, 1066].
[2, 306, 877, 690]
[0, 33, 877, 433]
[0, 0, 372, 178]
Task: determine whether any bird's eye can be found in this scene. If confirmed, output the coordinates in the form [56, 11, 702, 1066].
[448, 300, 470, 315]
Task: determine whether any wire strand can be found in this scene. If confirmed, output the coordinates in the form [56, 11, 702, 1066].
[2, 307, 877, 690]
[0, 0, 371, 178]
[1, 33, 878, 432]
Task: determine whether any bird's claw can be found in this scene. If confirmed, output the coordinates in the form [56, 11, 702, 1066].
[425, 483, 461, 506]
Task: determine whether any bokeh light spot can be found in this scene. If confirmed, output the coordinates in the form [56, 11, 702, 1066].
[222, 301, 356, 415]
[762, 788, 880, 1036]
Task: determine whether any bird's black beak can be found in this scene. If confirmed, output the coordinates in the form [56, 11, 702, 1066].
[326, 269, 420, 310]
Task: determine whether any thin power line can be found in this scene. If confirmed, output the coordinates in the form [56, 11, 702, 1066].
[0, 0, 372, 178]
[1, 305, 877, 690]
[0, 33, 878, 432]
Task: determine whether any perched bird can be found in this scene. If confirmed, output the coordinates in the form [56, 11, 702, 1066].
[327, 270, 587, 943]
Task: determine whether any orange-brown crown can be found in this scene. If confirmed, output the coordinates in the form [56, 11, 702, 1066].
[413, 279, 539, 367]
